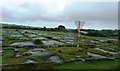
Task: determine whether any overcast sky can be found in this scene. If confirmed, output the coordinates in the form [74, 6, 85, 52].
[0, 0, 119, 30]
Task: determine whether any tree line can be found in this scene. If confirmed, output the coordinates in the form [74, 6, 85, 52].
[2, 23, 119, 37]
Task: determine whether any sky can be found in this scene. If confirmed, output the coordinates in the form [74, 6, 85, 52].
[0, 0, 119, 30]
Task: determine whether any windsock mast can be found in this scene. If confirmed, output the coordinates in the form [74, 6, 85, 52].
[74, 20, 85, 48]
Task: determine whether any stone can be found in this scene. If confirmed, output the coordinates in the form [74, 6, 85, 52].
[29, 48, 50, 56]
[22, 60, 36, 64]
[42, 39, 63, 46]
[10, 42, 35, 47]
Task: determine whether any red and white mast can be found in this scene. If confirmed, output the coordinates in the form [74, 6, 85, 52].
[74, 21, 85, 48]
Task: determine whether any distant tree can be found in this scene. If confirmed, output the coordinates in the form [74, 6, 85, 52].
[55, 27, 58, 31]
[49, 28, 55, 31]
[43, 26, 47, 31]
[58, 25, 66, 31]
[87, 31, 107, 37]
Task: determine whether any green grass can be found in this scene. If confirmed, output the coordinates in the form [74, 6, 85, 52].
[47, 47, 119, 61]
[97, 45, 119, 52]
[0, 55, 2, 64]
[2, 49, 51, 64]
[18, 48, 27, 53]
[2, 29, 119, 70]
[55, 59, 119, 69]
[2, 50, 26, 64]
[46, 47, 94, 61]
[47, 47, 77, 61]
[2, 62, 54, 70]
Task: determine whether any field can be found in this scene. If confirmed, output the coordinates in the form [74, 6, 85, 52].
[55, 59, 119, 69]
[1, 28, 119, 70]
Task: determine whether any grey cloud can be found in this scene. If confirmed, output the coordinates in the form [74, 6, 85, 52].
[62, 2, 118, 21]
[2, 2, 64, 22]
[1, 1, 118, 29]
[2, 2, 118, 22]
